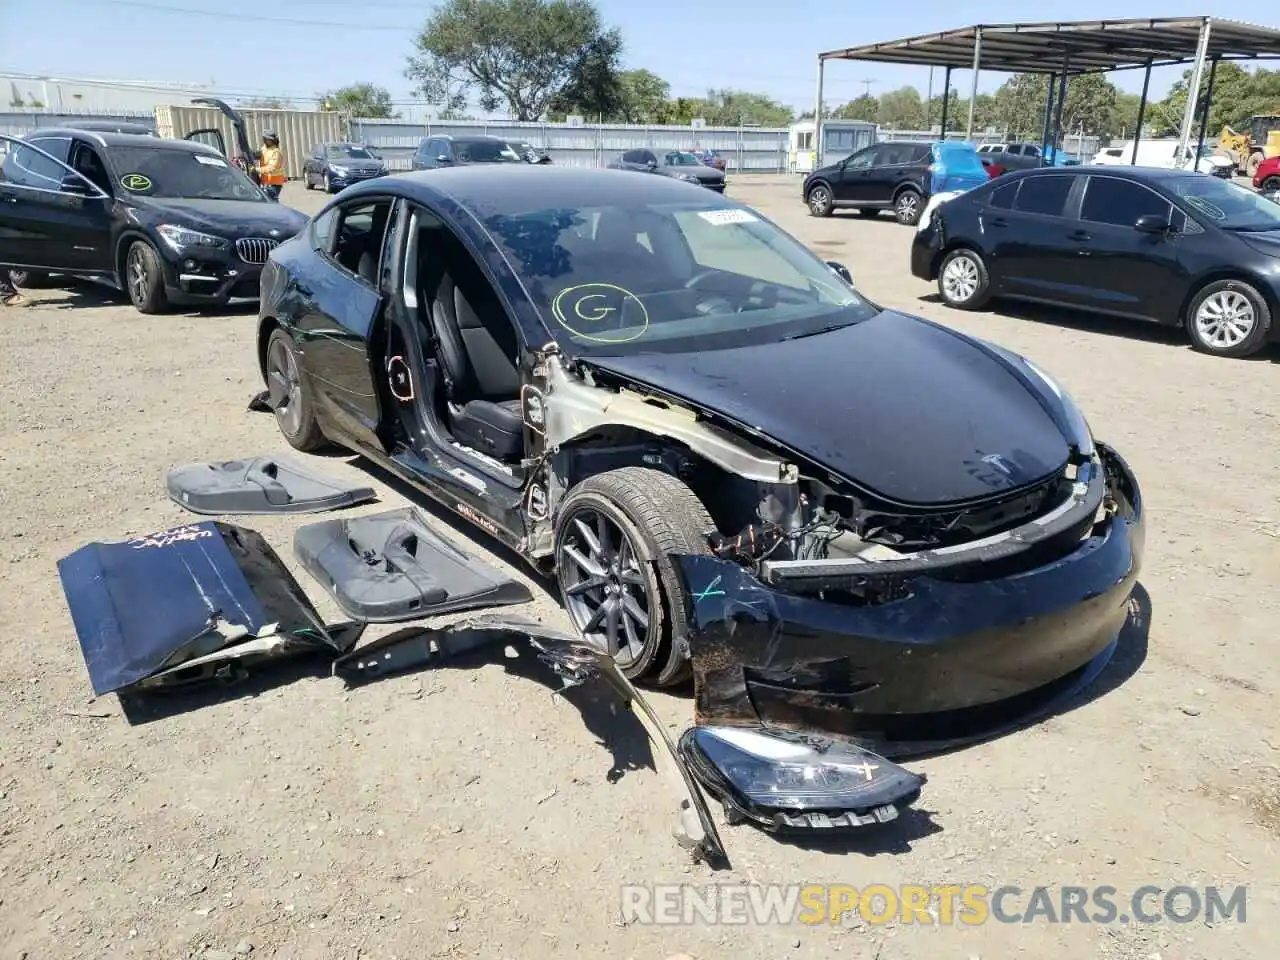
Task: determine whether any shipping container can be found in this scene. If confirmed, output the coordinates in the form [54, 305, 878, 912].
[154, 105, 345, 179]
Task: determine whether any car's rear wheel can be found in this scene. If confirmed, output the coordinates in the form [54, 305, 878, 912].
[806, 182, 834, 217]
[1263, 176, 1280, 192]
[554, 467, 715, 687]
[125, 241, 169, 314]
[265, 326, 328, 451]
[1185, 279, 1272, 358]
[894, 188, 923, 225]
[937, 247, 992, 310]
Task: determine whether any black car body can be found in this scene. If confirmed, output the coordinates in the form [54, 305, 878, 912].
[410, 134, 524, 171]
[607, 148, 726, 192]
[0, 130, 308, 313]
[803, 139, 989, 225]
[303, 141, 387, 193]
[256, 166, 1143, 763]
[912, 165, 1280, 358]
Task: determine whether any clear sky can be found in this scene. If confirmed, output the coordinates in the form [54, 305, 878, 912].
[0, 0, 1267, 114]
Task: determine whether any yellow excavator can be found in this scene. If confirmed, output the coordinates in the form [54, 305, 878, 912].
[1217, 115, 1280, 177]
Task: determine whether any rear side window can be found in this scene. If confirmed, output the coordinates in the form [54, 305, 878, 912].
[1081, 177, 1172, 227]
[1014, 176, 1073, 216]
[988, 181, 1019, 209]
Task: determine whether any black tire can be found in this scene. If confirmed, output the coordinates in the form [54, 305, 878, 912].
[264, 327, 328, 451]
[857, 208, 879, 218]
[894, 188, 923, 225]
[1184, 278, 1272, 359]
[1263, 176, 1280, 192]
[554, 467, 715, 687]
[937, 247, 992, 310]
[805, 181, 834, 217]
[124, 240, 169, 314]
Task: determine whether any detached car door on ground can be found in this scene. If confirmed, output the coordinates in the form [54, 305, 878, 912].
[0, 134, 115, 276]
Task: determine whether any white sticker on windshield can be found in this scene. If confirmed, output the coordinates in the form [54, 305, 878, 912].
[697, 209, 758, 226]
[194, 155, 227, 167]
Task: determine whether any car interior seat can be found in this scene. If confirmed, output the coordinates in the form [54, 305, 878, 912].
[428, 240, 523, 462]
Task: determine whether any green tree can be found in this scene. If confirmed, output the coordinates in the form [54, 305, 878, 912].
[319, 83, 398, 119]
[406, 0, 620, 121]
[831, 94, 877, 121]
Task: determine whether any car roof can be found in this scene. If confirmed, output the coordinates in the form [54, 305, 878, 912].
[344, 165, 739, 215]
[24, 128, 222, 154]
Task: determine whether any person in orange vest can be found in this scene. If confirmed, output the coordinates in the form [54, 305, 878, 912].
[254, 131, 287, 201]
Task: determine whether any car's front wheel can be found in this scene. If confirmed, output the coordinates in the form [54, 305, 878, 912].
[894, 188, 923, 225]
[806, 182, 834, 217]
[124, 240, 169, 314]
[937, 247, 992, 310]
[554, 467, 715, 687]
[1185, 279, 1272, 358]
[264, 326, 328, 450]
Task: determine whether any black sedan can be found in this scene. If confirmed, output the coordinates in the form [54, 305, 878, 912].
[0, 130, 307, 313]
[912, 165, 1280, 358]
[256, 165, 1142, 758]
[607, 148, 726, 191]
[303, 142, 387, 193]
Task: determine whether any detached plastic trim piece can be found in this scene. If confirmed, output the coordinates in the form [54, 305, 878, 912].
[293, 507, 533, 622]
[166, 456, 377, 516]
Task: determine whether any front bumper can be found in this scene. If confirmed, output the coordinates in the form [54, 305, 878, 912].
[674, 443, 1144, 758]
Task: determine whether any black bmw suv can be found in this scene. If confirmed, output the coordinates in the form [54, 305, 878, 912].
[0, 129, 307, 314]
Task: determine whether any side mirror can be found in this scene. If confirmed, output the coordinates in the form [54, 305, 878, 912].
[1134, 214, 1170, 235]
[826, 261, 853, 284]
[60, 175, 94, 196]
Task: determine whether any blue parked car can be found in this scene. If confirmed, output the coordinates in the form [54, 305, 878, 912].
[803, 139, 989, 225]
[302, 142, 387, 193]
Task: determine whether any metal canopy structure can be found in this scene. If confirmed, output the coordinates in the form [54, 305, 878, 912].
[812, 17, 1280, 171]
[819, 17, 1280, 76]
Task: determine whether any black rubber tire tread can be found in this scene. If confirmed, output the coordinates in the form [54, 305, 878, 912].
[266, 327, 329, 452]
[126, 241, 169, 315]
[556, 466, 716, 687]
[1184, 278, 1273, 359]
[937, 246, 993, 311]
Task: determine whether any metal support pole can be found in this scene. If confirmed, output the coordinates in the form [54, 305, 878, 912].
[926, 66, 933, 129]
[966, 28, 983, 139]
[1176, 18, 1212, 162]
[939, 66, 952, 137]
[1052, 55, 1070, 159]
[1132, 59, 1152, 164]
[813, 57, 825, 169]
[1196, 57, 1218, 163]
[1040, 73, 1057, 166]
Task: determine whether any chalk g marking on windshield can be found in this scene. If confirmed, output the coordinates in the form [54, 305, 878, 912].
[551, 282, 649, 344]
[120, 173, 152, 191]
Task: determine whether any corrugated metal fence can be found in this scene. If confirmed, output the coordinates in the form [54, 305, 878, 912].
[350, 118, 790, 173]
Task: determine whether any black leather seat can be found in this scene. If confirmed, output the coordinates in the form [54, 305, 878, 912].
[430, 268, 524, 462]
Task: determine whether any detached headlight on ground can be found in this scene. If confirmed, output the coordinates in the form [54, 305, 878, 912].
[679, 726, 925, 831]
[156, 225, 227, 253]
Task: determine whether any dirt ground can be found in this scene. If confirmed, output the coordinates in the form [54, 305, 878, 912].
[2, 175, 1278, 960]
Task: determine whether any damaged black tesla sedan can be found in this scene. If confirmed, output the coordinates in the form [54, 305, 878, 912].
[256, 165, 1144, 753]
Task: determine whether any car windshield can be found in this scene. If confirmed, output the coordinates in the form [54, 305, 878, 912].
[110, 146, 264, 201]
[327, 144, 375, 159]
[666, 152, 702, 166]
[456, 139, 522, 163]
[482, 200, 878, 357]
[1170, 176, 1280, 231]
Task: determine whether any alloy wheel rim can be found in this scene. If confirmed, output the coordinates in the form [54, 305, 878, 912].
[898, 194, 918, 219]
[266, 338, 304, 436]
[557, 507, 651, 667]
[1195, 290, 1256, 348]
[942, 255, 979, 302]
[128, 248, 147, 303]
[810, 188, 830, 213]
